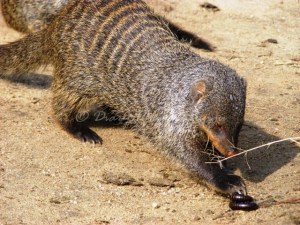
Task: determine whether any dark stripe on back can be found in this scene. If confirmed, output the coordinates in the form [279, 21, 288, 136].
[95, 5, 153, 64]
[114, 26, 174, 76]
[62, 0, 85, 33]
[88, 1, 148, 57]
[84, 0, 135, 51]
[74, 0, 114, 49]
[107, 20, 170, 73]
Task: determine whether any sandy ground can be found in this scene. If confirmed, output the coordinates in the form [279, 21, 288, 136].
[0, 0, 299, 224]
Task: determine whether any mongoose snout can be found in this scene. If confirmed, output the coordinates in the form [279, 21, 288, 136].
[201, 124, 238, 157]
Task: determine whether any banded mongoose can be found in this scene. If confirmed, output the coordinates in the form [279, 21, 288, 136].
[1, 0, 213, 50]
[0, 0, 247, 196]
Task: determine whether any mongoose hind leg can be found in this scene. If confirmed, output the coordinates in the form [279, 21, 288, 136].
[52, 78, 103, 144]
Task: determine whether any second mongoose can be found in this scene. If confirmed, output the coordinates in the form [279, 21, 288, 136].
[0, 0, 247, 197]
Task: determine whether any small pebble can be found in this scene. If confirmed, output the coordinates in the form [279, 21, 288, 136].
[102, 171, 143, 186]
[193, 215, 201, 221]
[32, 98, 40, 104]
[266, 38, 278, 44]
[152, 202, 160, 209]
[212, 213, 226, 220]
[49, 196, 71, 204]
[205, 209, 214, 215]
[148, 177, 175, 188]
[200, 2, 220, 12]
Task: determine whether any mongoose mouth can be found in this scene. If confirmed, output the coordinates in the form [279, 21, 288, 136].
[224, 149, 237, 157]
[201, 125, 238, 157]
[211, 141, 237, 158]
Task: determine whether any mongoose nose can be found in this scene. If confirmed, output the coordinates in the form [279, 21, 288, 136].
[229, 147, 236, 152]
[226, 147, 237, 157]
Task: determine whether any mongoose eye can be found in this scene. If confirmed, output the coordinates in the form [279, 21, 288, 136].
[215, 122, 223, 131]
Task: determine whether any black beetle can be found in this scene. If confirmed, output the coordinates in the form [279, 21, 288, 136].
[229, 201, 259, 211]
[229, 193, 259, 211]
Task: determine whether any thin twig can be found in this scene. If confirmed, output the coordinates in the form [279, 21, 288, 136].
[245, 152, 251, 169]
[259, 198, 300, 208]
[205, 137, 300, 164]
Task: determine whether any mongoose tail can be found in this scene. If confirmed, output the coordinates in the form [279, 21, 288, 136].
[166, 20, 215, 51]
[0, 32, 47, 77]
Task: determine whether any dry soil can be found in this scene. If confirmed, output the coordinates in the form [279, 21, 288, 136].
[0, 0, 299, 224]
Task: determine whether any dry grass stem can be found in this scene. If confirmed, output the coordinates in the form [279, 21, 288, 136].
[205, 137, 300, 164]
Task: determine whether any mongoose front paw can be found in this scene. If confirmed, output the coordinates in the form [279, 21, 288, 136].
[215, 174, 246, 195]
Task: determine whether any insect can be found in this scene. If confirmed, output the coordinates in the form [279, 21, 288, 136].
[229, 193, 259, 211]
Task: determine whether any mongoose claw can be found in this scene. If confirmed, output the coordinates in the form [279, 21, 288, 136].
[215, 174, 246, 195]
[72, 127, 103, 144]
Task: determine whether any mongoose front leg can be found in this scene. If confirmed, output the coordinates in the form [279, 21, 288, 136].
[52, 79, 102, 144]
[213, 170, 246, 195]
[199, 163, 246, 195]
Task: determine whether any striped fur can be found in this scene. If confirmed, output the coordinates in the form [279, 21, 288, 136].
[0, 0, 247, 196]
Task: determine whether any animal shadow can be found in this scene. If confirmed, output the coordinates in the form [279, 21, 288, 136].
[229, 121, 299, 182]
[1, 72, 52, 89]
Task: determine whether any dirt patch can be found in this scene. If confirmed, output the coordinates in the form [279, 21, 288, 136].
[0, 0, 299, 224]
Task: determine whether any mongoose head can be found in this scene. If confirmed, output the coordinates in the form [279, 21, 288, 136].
[188, 63, 247, 157]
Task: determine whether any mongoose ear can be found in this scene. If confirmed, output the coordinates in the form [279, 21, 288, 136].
[189, 80, 212, 104]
